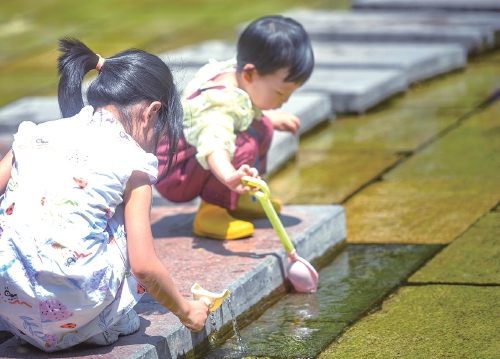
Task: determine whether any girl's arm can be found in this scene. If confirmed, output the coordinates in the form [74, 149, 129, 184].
[206, 149, 259, 194]
[124, 171, 209, 331]
[0, 150, 14, 195]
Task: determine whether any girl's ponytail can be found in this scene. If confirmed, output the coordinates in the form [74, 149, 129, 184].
[57, 38, 100, 117]
[56, 38, 183, 176]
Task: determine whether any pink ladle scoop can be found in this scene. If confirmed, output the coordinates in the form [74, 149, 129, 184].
[242, 177, 319, 293]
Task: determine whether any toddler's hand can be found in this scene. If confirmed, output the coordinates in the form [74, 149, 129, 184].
[180, 300, 210, 332]
[224, 164, 259, 194]
[265, 110, 301, 135]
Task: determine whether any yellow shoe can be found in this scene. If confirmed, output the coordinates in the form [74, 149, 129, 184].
[193, 200, 254, 240]
[228, 192, 282, 220]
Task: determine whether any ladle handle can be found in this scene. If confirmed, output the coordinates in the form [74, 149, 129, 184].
[241, 176, 296, 253]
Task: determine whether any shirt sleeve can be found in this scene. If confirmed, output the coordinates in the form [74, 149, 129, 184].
[182, 87, 255, 170]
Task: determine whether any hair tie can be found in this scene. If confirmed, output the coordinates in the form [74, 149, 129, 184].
[95, 54, 105, 72]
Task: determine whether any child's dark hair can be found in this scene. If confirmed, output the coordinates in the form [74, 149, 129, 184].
[57, 38, 182, 177]
[236, 15, 314, 84]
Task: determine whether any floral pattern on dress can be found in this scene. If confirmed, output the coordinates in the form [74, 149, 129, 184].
[0, 106, 157, 352]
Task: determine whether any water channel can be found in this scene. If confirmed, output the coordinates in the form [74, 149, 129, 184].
[187, 49, 500, 358]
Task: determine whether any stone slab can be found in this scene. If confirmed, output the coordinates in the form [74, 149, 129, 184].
[266, 129, 298, 175]
[319, 285, 500, 358]
[344, 179, 500, 244]
[269, 149, 403, 204]
[312, 41, 466, 84]
[159, 40, 236, 68]
[273, 91, 334, 136]
[353, 0, 500, 12]
[161, 39, 467, 85]
[285, 9, 496, 54]
[0, 204, 346, 359]
[299, 67, 408, 114]
[409, 213, 500, 284]
[384, 101, 500, 181]
[0, 96, 60, 132]
[350, 10, 500, 48]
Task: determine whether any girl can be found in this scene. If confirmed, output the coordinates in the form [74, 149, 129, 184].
[155, 15, 314, 241]
[0, 38, 209, 352]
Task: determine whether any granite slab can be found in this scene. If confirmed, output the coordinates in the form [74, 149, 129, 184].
[0, 96, 60, 133]
[299, 67, 408, 114]
[311, 41, 466, 83]
[0, 204, 346, 359]
[161, 39, 466, 85]
[352, 0, 500, 12]
[285, 9, 496, 54]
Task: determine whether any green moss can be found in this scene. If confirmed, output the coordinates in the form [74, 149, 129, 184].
[344, 179, 500, 244]
[269, 149, 402, 204]
[385, 102, 500, 181]
[410, 213, 500, 284]
[319, 285, 500, 359]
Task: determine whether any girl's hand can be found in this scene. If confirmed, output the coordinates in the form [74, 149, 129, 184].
[264, 110, 301, 135]
[224, 164, 259, 194]
[180, 300, 210, 332]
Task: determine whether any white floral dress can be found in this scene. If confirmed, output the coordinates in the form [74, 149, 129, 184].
[0, 106, 157, 352]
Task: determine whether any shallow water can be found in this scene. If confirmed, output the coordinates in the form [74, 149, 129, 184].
[196, 244, 441, 359]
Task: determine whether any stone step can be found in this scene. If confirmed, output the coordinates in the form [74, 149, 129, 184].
[170, 48, 409, 116]
[352, 0, 500, 12]
[0, 204, 347, 359]
[299, 67, 408, 114]
[162, 39, 466, 85]
[285, 9, 500, 54]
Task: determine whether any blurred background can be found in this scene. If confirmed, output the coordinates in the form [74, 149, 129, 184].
[0, 0, 349, 108]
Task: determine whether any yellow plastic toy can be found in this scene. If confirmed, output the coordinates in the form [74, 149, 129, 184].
[191, 283, 231, 312]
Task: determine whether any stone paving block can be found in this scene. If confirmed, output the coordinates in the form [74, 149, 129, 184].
[352, 10, 500, 48]
[276, 92, 334, 136]
[299, 107, 459, 152]
[0, 204, 346, 359]
[319, 285, 500, 358]
[385, 101, 500, 181]
[0, 96, 59, 132]
[344, 179, 500, 244]
[159, 39, 236, 67]
[299, 67, 407, 114]
[266, 129, 298, 175]
[285, 9, 495, 54]
[312, 41, 466, 84]
[161, 39, 467, 85]
[269, 149, 403, 204]
[353, 0, 500, 12]
[0, 134, 13, 159]
[409, 213, 500, 284]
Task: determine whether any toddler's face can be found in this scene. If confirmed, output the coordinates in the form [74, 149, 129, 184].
[246, 67, 301, 111]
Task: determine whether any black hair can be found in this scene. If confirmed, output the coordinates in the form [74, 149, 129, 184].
[57, 38, 182, 178]
[236, 15, 314, 84]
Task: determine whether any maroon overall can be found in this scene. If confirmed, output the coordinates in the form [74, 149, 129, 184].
[154, 86, 274, 210]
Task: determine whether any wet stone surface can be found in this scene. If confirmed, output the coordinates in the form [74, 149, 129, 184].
[319, 285, 500, 358]
[344, 179, 500, 244]
[195, 243, 441, 359]
[409, 212, 500, 284]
